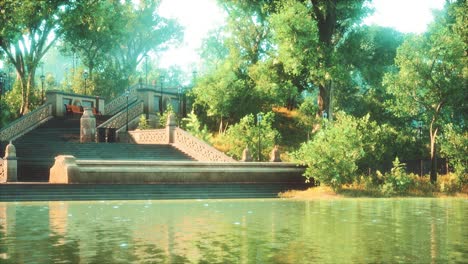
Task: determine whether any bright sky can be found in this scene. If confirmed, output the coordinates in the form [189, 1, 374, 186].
[157, 0, 446, 70]
[157, 0, 225, 70]
[364, 0, 446, 33]
[0, 0, 446, 72]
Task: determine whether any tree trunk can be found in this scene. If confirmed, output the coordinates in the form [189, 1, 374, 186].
[429, 125, 439, 183]
[312, 83, 329, 133]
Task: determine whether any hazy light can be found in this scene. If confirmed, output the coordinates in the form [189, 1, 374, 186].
[158, 0, 225, 70]
[364, 0, 445, 33]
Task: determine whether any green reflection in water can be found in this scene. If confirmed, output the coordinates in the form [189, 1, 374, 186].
[0, 198, 466, 263]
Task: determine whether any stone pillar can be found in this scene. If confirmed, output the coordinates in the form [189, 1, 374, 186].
[241, 146, 253, 162]
[3, 141, 17, 182]
[166, 113, 177, 143]
[80, 107, 96, 143]
[270, 145, 282, 162]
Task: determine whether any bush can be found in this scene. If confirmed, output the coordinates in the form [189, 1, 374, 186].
[292, 113, 364, 190]
[137, 114, 150, 130]
[182, 111, 212, 143]
[379, 158, 415, 196]
[219, 112, 281, 161]
[438, 174, 464, 194]
[157, 105, 178, 128]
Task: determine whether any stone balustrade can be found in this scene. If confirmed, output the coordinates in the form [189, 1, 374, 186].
[104, 89, 138, 115]
[0, 103, 53, 142]
[173, 128, 237, 162]
[98, 101, 144, 130]
[129, 129, 167, 144]
[0, 158, 3, 182]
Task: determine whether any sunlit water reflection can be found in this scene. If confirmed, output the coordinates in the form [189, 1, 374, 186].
[0, 198, 466, 263]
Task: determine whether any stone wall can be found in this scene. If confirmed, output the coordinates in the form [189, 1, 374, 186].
[49, 156, 306, 184]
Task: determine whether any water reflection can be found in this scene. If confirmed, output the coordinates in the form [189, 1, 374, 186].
[0, 199, 467, 263]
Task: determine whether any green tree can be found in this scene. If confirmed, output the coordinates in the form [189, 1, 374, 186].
[0, 0, 71, 114]
[193, 1, 274, 131]
[337, 25, 405, 121]
[440, 124, 467, 178]
[59, 1, 127, 83]
[60, 0, 182, 97]
[384, 1, 467, 183]
[270, 0, 370, 123]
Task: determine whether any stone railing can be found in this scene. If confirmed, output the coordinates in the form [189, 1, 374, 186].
[104, 88, 137, 115]
[0, 158, 3, 182]
[98, 100, 144, 130]
[0, 103, 53, 142]
[129, 129, 167, 144]
[173, 128, 237, 162]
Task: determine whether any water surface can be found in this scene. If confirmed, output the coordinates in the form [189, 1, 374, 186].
[0, 198, 466, 263]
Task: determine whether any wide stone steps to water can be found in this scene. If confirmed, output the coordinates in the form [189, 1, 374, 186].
[4, 117, 194, 182]
[0, 183, 307, 201]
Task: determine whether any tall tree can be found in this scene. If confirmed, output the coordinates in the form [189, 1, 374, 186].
[0, 0, 71, 114]
[336, 25, 405, 121]
[111, 0, 182, 79]
[384, 0, 467, 182]
[193, 1, 274, 130]
[59, 0, 127, 81]
[271, 0, 369, 123]
[60, 0, 182, 96]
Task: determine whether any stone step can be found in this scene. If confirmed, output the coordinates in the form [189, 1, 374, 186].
[0, 183, 308, 201]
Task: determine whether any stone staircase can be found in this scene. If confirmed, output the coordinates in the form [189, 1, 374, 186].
[2, 117, 194, 182]
[0, 183, 308, 201]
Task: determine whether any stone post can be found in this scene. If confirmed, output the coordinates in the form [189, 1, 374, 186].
[3, 141, 17, 182]
[241, 146, 253, 162]
[80, 107, 96, 143]
[166, 113, 177, 143]
[270, 145, 282, 162]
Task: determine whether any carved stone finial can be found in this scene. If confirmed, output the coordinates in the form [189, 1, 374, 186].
[3, 141, 18, 182]
[80, 107, 96, 143]
[166, 113, 177, 127]
[270, 145, 282, 162]
[241, 146, 253, 162]
[4, 141, 16, 159]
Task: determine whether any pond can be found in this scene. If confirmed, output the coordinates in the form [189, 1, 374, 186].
[0, 198, 466, 263]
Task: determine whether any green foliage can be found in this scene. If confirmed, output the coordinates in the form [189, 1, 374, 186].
[59, 0, 182, 95]
[0, 0, 70, 114]
[440, 124, 468, 179]
[157, 105, 176, 128]
[384, 1, 467, 181]
[137, 115, 150, 130]
[292, 113, 365, 190]
[293, 112, 404, 190]
[380, 158, 415, 196]
[220, 112, 280, 161]
[182, 111, 212, 143]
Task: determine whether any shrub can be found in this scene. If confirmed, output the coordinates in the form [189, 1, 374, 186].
[380, 158, 415, 196]
[292, 113, 364, 190]
[137, 114, 150, 130]
[182, 111, 212, 143]
[438, 174, 463, 194]
[220, 112, 281, 161]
